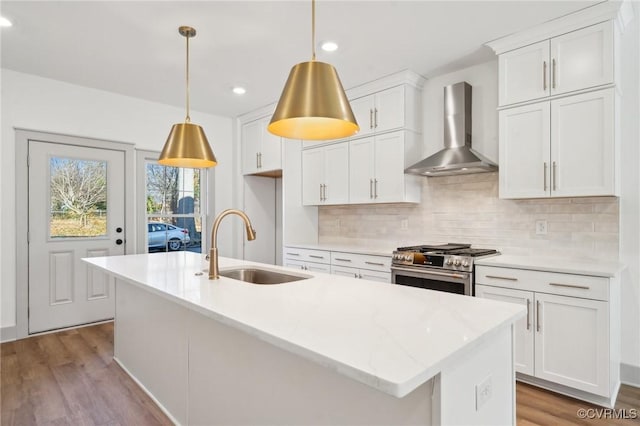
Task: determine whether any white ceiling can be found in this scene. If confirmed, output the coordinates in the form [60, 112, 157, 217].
[1, 1, 599, 118]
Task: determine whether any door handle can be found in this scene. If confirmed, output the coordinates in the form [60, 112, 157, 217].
[116, 239, 124, 245]
[536, 300, 541, 332]
[369, 179, 374, 199]
[543, 162, 547, 191]
[256, 153, 259, 169]
[365, 261, 384, 266]
[374, 179, 378, 199]
[552, 161, 557, 191]
[526, 298, 531, 331]
[319, 184, 323, 202]
[374, 108, 378, 128]
[552, 58, 557, 89]
[259, 152, 262, 168]
[543, 61, 547, 91]
[485, 275, 518, 281]
[369, 109, 374, 129]
[549, 282, 590, 290]
[334, 258, 352, 262]
[323, 184, 328, 201]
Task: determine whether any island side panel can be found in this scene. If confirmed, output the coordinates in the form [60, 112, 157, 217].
[114, 278, 189, 425]
[187, 309, 435, 426]
[438, 325, 515, 425]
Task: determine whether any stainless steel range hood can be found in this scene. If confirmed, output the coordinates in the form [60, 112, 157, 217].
[405, 81, 497, 177]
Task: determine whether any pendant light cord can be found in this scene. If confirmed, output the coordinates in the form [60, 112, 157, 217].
[185, 32, 191, 123]
[311, 0, 316, 61]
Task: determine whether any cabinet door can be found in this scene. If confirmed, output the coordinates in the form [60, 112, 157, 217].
[374, 132, 406, 203]
[359, 269, 391, 283]
[499, 40, 550, 106]
[331, 265, 359, 279]
[323, 143, 349, 205]
[350, 95, 374, 137]
[551, 89, 615, 197]
[550, 21, 613, 96]
[260, 119, 282, 172]
[284, 259, 306, 271]
[305, 262, 331, 274]
[374, 86, 405, 133]
[349, 137, 375, 203]
[476, 285, 535, 376]
[534, 293, 609, 396]
[242, 120, 262, 175]
[499, 102, 551, 199]
[301, 148, 324, 205]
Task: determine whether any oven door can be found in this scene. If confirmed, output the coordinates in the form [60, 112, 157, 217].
[391, 265, 472, 296]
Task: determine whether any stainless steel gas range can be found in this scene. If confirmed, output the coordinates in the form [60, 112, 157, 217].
[391, 243, 499, 296]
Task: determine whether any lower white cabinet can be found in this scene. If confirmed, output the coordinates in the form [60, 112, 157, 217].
[476, 265, 619, 406]
[283, 247, 331, 273]
[331, 265, 390, 283]
[285, 259, 331, 274]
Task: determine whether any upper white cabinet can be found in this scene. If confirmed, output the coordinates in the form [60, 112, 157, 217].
[499, 21, 613, 106]
[351, 86, 407, 137]
[500, 88, 615, 199]
[349, 131, 420, 204]
[301, 143, 349, 206]
[242, 116, 282, 176]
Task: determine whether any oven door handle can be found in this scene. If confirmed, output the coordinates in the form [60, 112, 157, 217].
[391, 266, 468, 280]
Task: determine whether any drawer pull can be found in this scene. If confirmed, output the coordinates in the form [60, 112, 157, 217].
[526, 298, 531, 331]
[334, 258, 352, 262]
[309, 255, 325, 259]
[286, 253, 300, 256]
[365, 261, 385, 266]
[549, 282, 590, 290]
[485, 275, 518, 281]
[536, 300, 541, 332]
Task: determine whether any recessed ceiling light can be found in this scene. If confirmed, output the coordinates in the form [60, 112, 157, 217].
[232, 87, 246, 95]
[0, 16, 13, 27]
[321, 41, 338, 52]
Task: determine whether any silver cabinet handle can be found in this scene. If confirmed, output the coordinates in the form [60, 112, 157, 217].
[309, 255, 325, 259]
[526, 299, 531, 331]
[369, 109, 374, 129]
[536, 300, 541, 332]
[256, 152, 259, 169]
[552, 161, 557, 191]
[374, 179, 378, 199]
[323, 184, 327, 201]
[358, 273, 363, 279]
[260, 152, 263, 168]
[552, 58, 557, 89]
[365, 261, 384, 266]
[286, 252, 300, 256]
[485, 275, 518, 281]
[369, 179, 374, 199]
[549, 282, 590, 290]
[543, 162, 548, 191]
[543, 61, 547, 91]
[319, 184, 323, 201]
[334, 258, 351, 262]
[374, 108, 378, 128]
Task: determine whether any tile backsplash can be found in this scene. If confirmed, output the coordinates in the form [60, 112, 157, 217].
[319, 172, 619, 260]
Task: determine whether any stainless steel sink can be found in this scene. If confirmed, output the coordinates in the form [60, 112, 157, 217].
[218, 267, 311, 285]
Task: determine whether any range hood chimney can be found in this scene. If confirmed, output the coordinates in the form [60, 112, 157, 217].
[405, 82, 497, 177]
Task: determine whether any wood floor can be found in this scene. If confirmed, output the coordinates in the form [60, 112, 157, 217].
[1, 323, 639, 426]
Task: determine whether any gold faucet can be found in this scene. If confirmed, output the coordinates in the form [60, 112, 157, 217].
[208, 209, 256, 279]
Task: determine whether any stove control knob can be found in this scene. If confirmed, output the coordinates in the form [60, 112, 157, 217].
[454, 259, 461, 266]
[404, 255, 413, 262]
[446, 259, 453, 266]
[462, 260, 469, 267]
[393, 254, 399, 260]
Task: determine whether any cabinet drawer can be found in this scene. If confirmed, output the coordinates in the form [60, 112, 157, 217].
[331, 252, 391, 272]
[331, 265, 391, 283]
[283, 247, 331, 264]
[476, 266, 609, 301]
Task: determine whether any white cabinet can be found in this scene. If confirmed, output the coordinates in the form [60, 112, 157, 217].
[499, 21, 613, 106]
[349, 131, 420, 204]
[499, 88, 615, 199]
[330, 251, 391, 283]
[475, 265, 619, 405]
[301, 143, 349, 205]
[351, 86, 406, 137]
[331, 265, 390, 283]
[242, 116, 282, 175]
[283, 247, 331, 273]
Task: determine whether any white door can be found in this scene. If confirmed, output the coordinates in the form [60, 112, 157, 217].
[476, 285, 535, 375]
[349, 137, 375, 203]
[551, 89, 614, 197]
[534, 293, 609, 396]
[260, 118, 282, 172]
[499, 102, 551, 199]
[550, 21, 613, 96]
[302, 148, 324, 205]
[323, 143, 349, 205]
[242, 119, 262, 175]
[350, 95, 375, 137]
[374, 131, 405, 203]
[498, 40, 550, 106]
[28, 141, 126, 334]
[374, 86, 405, 132]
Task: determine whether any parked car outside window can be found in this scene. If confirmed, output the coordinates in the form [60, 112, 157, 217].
[147, 222, 190, 251]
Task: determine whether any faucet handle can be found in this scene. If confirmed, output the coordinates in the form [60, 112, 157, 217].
[205, 254, 210, 261]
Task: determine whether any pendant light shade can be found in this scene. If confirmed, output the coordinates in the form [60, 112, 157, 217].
[268, 0, 358, 141]
[159, 26, 217, 168]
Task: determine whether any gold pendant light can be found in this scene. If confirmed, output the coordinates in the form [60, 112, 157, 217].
[159, 26, 217, 168]
[268, 0, 359, 141]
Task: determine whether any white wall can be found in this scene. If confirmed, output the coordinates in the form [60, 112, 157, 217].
[0, 69, 234, 332]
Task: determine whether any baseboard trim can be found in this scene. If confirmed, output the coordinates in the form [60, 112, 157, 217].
[621, 363, 640, 388]
[516, 373, 617, 408]
[0, 325, 17, 343]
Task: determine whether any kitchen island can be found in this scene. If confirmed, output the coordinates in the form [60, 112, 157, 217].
[84, 252, 525, 425]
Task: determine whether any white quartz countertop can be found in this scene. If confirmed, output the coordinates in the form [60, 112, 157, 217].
[284, 243, 394, 257]
[84, 252, 524, 398]
[476, 254, 625, 278]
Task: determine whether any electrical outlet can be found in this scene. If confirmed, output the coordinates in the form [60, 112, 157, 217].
[535, 220, 548, 235]
[400, 219, 409, 230]
[476, 376, 492, 411]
